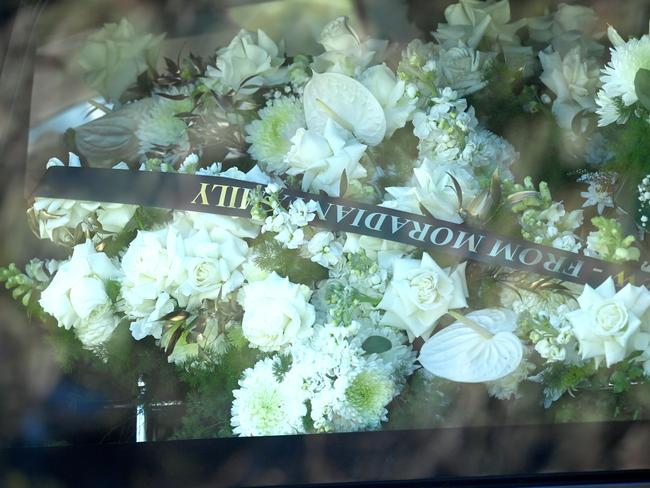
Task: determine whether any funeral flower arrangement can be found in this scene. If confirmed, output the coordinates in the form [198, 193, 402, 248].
[6, 0, 650, 437]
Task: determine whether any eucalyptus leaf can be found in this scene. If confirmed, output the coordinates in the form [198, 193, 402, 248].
[75, 98, 152, 166]
[362, 335, 393, 354]
[634, 68, 650, 110]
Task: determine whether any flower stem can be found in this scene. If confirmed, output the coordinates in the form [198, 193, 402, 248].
[447, 310, 493, 339]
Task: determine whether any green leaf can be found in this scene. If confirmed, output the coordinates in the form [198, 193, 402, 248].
[339, 169, 348, 197]
[634, 68, 650, 110]
[362, 335, 392, 355]
[105, 280, 121, 303]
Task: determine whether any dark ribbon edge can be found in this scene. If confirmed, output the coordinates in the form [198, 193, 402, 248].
[32, 166, 650, 289]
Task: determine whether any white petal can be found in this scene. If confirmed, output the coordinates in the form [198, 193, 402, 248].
[419, 310, 523, 383]
[303, 72, 386, 145]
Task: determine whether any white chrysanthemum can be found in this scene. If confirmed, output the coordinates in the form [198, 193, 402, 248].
[486, 356, 535, 400]
[334, 367, 396, 431]
[136, 92, 192, 157]
[231, 358, 307, 436]
[245, 97, 306, 173]
[596, 27, 650, 125]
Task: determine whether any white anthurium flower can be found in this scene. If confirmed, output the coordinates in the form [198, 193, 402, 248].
[303, 71, 387, 146]
[239, 272, 315, 352]
[566, 278, 650, 367]
[538, 46, 599, 129]
[358, 64, 417, 138]
[413, 158, 480, 224]
[311, 16, 388, 77]
[378, 253, 468, 341]
[419, 308, 523, 383]
[205, 29, 287, 96]
[284, 119, 367, 197]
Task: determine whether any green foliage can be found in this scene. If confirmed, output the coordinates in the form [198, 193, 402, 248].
[634, 68, 650, 111]
[272, 354, 293, 381]
[368, 127, 419, 188]
[385, 370, 459, 430]
[604, 115, 650, 187]
[608, 353, 645, 394]
[0, 262, 48, 320]
[172, 342, 258, 439]
[362, 336, 393, 355]
[588, 216, 640, 262]
[252, 233, 328, 285]
[538, 362, 597, 408]
[469, 59, 538, 133]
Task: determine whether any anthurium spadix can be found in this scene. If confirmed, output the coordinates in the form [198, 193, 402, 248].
[303, 72, 387, 145]
[419, 309, 524, 383]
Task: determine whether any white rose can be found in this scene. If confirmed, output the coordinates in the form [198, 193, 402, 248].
[436, 45, 494, 96]
[566, 278, 650, 367]
[413, 158, 480, 224]
[285, 119, 367, 197]
[77, 18, 162, 102]
[31, 154, 100, 245]
[378, 253, 468, 340]
[120, 229, 173, 317]
[75, 308, 121, 349]
[206, 29, 286, 95]
[359, 64, 417, 138]
[69, 276, 110, 319]
[539, 47, 599, 129]
[311, 16, 387, 76]
[96, 203, 137, 233]
[39, 241, 122, 347]
[172, 228, 248, 309]
[240, 272, 315, 352]
[129, 293, 175, 341]
[174, 210, 260, 240]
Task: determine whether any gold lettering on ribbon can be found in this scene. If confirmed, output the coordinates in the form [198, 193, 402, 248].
[190, 183, 251, 210]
